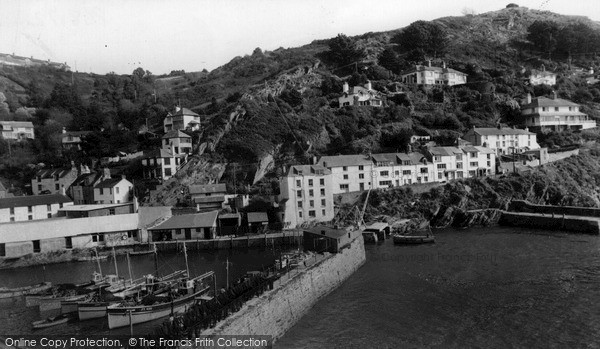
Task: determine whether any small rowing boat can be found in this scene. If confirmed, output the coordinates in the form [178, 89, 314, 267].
[32, 314, 71, 329]
[0, 282, 52, 299]
[393, 234, 435, 245]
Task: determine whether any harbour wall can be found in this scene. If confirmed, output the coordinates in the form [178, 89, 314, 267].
[499, 211, 600, 234]
[153, 231, 303, 252]
[200, 236, 366, 342]
[510, 200, 600, 218]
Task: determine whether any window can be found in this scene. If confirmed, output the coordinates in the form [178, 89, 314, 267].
[164, 158, 171, 165]
[99, 188, 104, 195]
[47, 204, 51, 211]
[128, 231, 138, 239]
[65, 237, 72, 249]
[47, 213, 52, 218]
[320, 188, 325, 196]
[308, 210, 316, 218]
[456, 154, 463, 160]
[340, 184, 349, 190]
[322, 209, 326, 216]
[298, 201, 303, 208]
[359, 173, 364, 179]
[98, 234, 104, 242]
[321, 199, 326, 207]
[176, 229, 182, 235]
[487, 154, 491, 159]
[403, 160, 411, 166]
[555, 107, 559, 111]
[28, 215, 33, 221]
[457, 162, 463, 169]
[380, 171, 389, 177]
[27, 206, 32, 213]
[10, 217, 14, 222]
[309, 189, 314, 197]
[420, 168, 428, 174]
[469, 170, 476, 177]
[343, 174, 349, 180]
[164, 168, 172, 176]
[296, 179, 301, 187]
[470, 152, 477, 158]
[92, 234, 98, 242]
[343, 166, 348, 171]
[402, 170, 411, 175]
[38, 184, 42, 191]
[309, 200, 314, 208]
[308, 179, 313, 186]
[437, 164, 446, 169]
[116, 187, 120, 194]
[0, 243, 4, 257]
[434, 156, 441, 162]
[55, 183, 60, 190]
[395, 171, 399, 176]
[457, 172, 463, 178]
[438, 172, 443, 180]
[470, 162, 478, 167]
[9, 207, 14, 215]
[358, 165, 364, 171]
[320, 178, 324, 186]
[109, 208, 115, 215]
[379, 180, 392, 186]
[32, 240, 41, 253]
[296, 190, 302, 197]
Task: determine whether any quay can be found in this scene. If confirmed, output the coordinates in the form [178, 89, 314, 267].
[499, 200, 600, 234]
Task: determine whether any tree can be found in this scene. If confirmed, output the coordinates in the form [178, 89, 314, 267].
[326, 34, 366, 67]
[527, 20, 560, 60]
[391, 21, 449, 58]
[378, 48, 400, 73]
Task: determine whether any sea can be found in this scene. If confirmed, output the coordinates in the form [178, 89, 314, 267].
[276, 226, 600, 349]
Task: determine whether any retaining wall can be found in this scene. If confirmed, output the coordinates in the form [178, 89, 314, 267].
[510, 200, 600, 218]
[200, 236, 366, 342]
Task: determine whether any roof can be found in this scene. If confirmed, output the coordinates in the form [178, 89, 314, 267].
[304, 225, 348, 239]
[218, 213, 241, 220]
[162, 130, 191, 139]
[59, 203, 131, 211]
[72, 172, 102, 186]
[364, 222, 389, 231]
[530, 69, 556, 77]
[400, 64, 467, 77]
[247, 212, 269, 223]
[317, 154, 373, 168]
[522, 97, 580, 109]
[371, 153, 399, 164]
[286, 165, 330, 177]
[142, 148, 173, 159]
[461, 145, 481, 153]
[149, 210, 218, 230]
[95, 178, 128, 189]
[428, 147, 463, 157]
[0, 194, 72, 209]
[168, 107, 199, 117]
[62, 131, 91, 138]
[473, 146, 496, 154]
[189, 183, 227, 195]
[0, 121, 34, 129]
[470, 127, 535, 136]
[35, 167, 75, 179]
[0, 181, 6, 192]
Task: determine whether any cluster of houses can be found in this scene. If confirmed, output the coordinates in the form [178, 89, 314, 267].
[0, 52, 70, 70]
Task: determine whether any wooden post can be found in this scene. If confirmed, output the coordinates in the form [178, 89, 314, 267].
[129, 310, 133, 336]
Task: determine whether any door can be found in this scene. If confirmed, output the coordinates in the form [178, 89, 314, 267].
[185, 228, 191, 240]
[359, 183, 365, 191]
[204, 227, 212, 239]
[32, 240, 41, 253]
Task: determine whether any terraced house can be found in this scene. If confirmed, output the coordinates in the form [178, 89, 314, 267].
[463, 127, 539, 155]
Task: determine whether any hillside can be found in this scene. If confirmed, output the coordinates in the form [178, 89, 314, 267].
[3, 5, 600, 203]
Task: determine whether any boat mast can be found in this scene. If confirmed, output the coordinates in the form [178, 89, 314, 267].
[153, 244, 159, 279]
[183, 243, 190, 277]
[95, 248, 102, 275]
[112, 247, 118, 276]
[127, 252, 133, 282]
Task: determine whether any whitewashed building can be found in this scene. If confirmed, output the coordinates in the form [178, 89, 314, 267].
[521, 93, 596, 132]
[163, 107, 201, 133]
[0, 121, 34, 140]
[0, 194, 73, 223]
[463, 127, 539, 155]
[400, 61, 467, 86]
[338, 81, 383, 107]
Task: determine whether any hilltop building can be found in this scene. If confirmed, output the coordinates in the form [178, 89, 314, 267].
[279, 165, 335, 229]
[0, 121, 34, 140]
[338, 81, 383, 107]
[0, 194, 73, 223]
[400, 61, 467, 86]
[162, 130, 192, 156]
[163, 106, 201, 133]
[0, 53, 70, 70]
[521, 93, 596, 131]
[463, 127, 539, 155]
[528, 65, 557, 86]
[61, 130, 91, 150]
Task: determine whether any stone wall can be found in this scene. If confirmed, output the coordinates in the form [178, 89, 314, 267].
[499, 211, 600, 234]
[201, 236, 366, 342]
[510, 200, 600, 218]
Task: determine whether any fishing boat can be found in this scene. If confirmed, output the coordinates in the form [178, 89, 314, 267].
[74, 255, 108, 262]
[106, 271, 214, 329]
[32, 314, 71, 329]
[393, 233, 435, 244]
[0, 282, 52, 299]
[129, 243, 157, 256]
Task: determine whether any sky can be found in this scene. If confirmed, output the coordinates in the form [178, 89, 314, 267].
[1, 0, 599, 75]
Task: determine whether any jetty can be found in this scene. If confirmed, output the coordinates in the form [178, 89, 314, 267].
[499, 200, 600, 234]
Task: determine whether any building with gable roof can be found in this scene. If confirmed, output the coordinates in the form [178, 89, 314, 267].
[32, 163, 87, 195]
[0, 193, 73, 223]
[279, 164, 334, 229]
[400, 61, 467, 86]
[338, 81, 384, 107]
[189, 183, 230, 211]
[521, 93, 596, 132]
[148, 210, 219, 241]
[316, 154, 374, 193]
[163, 106, 201, 133]
[93, 170, 133, 204]
[528, 65, 557, 86]
[463, 126, 539, 155]
[61, 130, 92, 150]
[141, 148, 180, 181]
[0, 121, 34, 140]
[69, 169, 101, 204]
[162, 130, 192, 155]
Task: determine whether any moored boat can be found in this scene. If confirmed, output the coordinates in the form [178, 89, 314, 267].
[0, 282, 52, 299]
[106, 271, 214, 329]
[32, 314, 71, 329]
[393, 234, 435, 244]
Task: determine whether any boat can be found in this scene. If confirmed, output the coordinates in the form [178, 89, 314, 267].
[73, 255, 108, 262]
[106, 271, 214, 329]
[129, 244, 157, 256]
[32, 314, 71, 329]
[0, 282, 52, 299]
[393, 234, 435, 244]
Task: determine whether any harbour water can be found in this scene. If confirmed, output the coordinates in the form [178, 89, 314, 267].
[0, 247, 279, 335]
[277, 226, 600, 348]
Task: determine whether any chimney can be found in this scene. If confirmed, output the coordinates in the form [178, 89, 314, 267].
[428, 60, 432, 67]
[121, 174, 126, 180]
[103, 168, 111, 180]
[552, 91, 557, 100]
[442, 61, 446, 69]
[342, 81, 349, 93]
[312, 156, 317, 165]
[541, 64, 545, 72]
[365, 80, 372, 91]
[590, 67, 594, 75]
[526, 93, 532, 104]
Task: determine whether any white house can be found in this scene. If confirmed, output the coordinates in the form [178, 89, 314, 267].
[463, 127, 539, 155]
[162, 130, 192, 156]
[521, 93, 596, 132]
[529, 66, 557, 86]
[316, 154, 374, 193]
[400, 61, 467, 86]
[0, 121, 34, 140]
[338, 81, 384, 107]
[93, 176, 133, 204]
[163, 106, 201, 133]
[279, 165, 335, 229]
[141, 149, 180, 181]
[0, 194, 73, 223]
